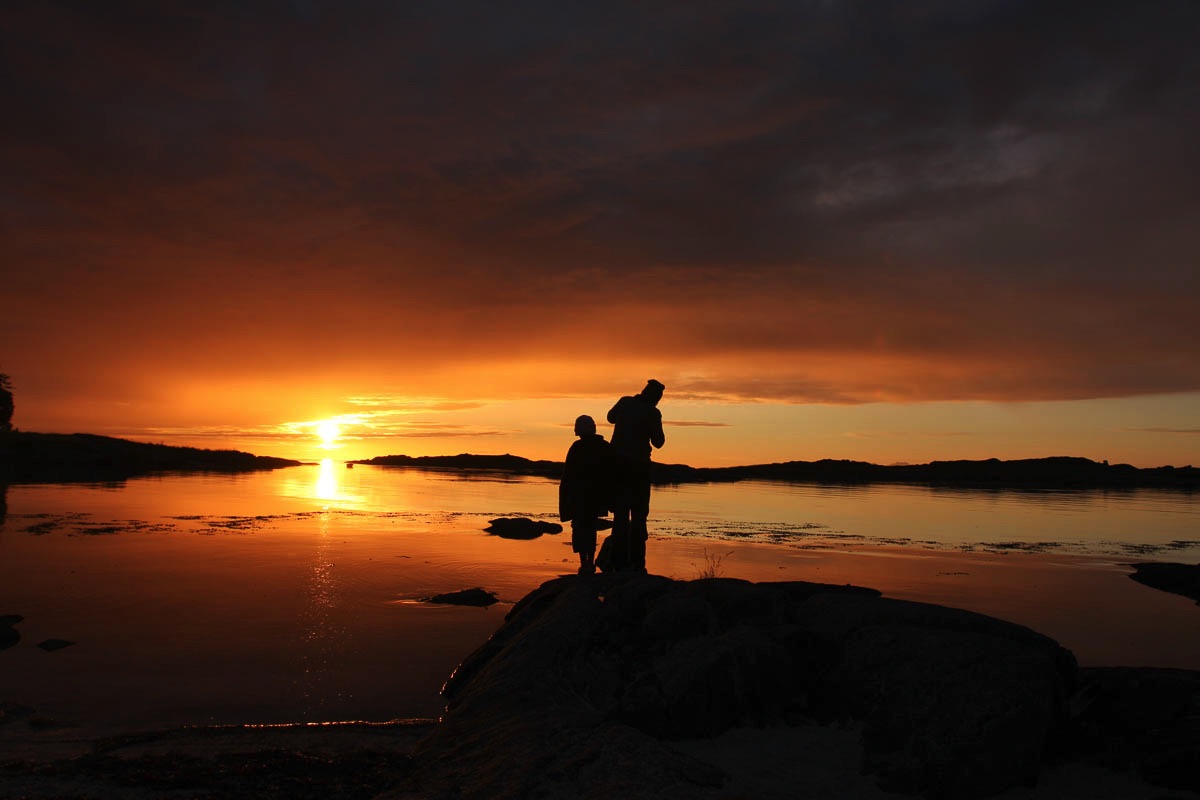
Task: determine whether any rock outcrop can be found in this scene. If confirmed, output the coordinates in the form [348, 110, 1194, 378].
[412, 574, 1077, 799]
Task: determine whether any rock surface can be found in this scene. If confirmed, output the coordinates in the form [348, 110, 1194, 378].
[412, 574, 1078, 799]
[1067, 667, 1200, 793]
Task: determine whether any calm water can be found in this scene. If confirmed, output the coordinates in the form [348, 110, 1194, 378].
[2, 463, 1198, 745]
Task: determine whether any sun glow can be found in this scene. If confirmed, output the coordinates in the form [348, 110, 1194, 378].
[316, 419, 341, 449]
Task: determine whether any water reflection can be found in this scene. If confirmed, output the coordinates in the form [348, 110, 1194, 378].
[3, 470, 1200, 738]
[315, 459, 340, 501]
[297, 509, 344, 719]
[276, 459, 366, 507]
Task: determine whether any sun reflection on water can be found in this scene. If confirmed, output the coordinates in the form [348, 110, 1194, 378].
[315, 459, 340, 501]
[275, 458, 367, 509]
[296, 504, 344, 718]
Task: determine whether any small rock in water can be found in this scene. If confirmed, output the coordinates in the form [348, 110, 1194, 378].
[1129, 562, 1200, 605]
[485, 517, 563, 539]
[37, 639, 75, 652]
[0, 615, 22, 650]
[424, 588, 498, 607]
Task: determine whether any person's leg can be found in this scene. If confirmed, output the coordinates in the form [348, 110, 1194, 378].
[628, 517, 646, 570]
[571, 520, 587, 571]
[580, 522, 597, 573]
[629, 467, 652, 571]
[610, 474, 634, 570]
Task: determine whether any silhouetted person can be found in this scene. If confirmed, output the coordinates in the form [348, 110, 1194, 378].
[559, 415, 613, 575]
[607, 379, 665, 571]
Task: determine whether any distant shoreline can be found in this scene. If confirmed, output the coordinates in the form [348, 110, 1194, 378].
[353, 452, 1200, 490]
[2, 432, 1195, 490]
[0, 432, 302, 483]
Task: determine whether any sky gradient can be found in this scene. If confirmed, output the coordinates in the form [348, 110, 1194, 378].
[3, 1, 1198, 466]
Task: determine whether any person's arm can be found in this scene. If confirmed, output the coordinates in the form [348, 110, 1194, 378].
[650, 409, 665, 449]
[606, 398, 623, 425]
[559, 443, 579, 521]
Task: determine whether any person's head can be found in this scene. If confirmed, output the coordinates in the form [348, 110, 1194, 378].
[640, 379, 665, 406]
[574, 414, 596, 437]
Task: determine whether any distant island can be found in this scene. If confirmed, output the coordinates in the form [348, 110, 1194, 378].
[3, 433, 1194, 489]
[353, 453, 1200, 490]
[0, 432, 302, 483]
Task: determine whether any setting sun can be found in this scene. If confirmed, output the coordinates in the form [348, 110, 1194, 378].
[316, 419, 341, 448]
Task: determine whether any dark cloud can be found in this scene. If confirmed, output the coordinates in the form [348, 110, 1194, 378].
[3, 0, 1199, 403]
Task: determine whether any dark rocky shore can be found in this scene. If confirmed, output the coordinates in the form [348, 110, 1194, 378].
[354, 453, 1200, 490]
[0, 432, 302, 483]
[4, 575, 1198, 799]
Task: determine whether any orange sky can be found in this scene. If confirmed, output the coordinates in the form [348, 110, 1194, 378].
[2, 2, 1198, 468]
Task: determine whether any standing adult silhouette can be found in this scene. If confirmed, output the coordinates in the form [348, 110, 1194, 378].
[606, 379, 665, 571]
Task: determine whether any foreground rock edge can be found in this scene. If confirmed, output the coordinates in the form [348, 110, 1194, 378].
[410, 573, 1200, 800]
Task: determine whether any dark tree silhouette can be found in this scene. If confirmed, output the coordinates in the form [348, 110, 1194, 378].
[0, 373, 13, 432]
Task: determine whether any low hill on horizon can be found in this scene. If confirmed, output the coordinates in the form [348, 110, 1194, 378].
[0, 431, 302, 483]
[353, 452, 1199, 490]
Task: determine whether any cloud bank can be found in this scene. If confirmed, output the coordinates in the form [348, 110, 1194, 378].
[3, 0, 1198, 410]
